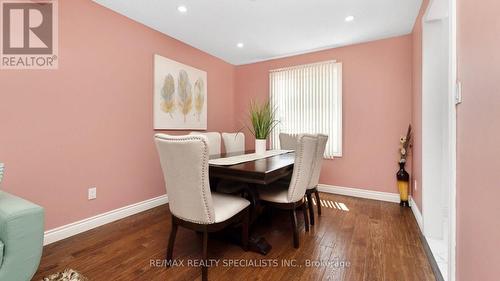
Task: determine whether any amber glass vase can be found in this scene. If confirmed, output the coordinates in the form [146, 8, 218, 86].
[396, 162, 410, 207]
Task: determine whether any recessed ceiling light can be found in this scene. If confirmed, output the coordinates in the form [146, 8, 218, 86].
[237, 42, 244, 48]
[177, 5, 187, 13]
[345, 15, 355, 22]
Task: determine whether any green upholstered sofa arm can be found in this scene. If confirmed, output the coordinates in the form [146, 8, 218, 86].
[0, 240, 4, 267]
[0, 191, 44, 281]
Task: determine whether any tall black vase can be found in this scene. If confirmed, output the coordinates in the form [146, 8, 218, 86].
[396, 162, 410, 207]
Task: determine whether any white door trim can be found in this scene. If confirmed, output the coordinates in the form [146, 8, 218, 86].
[410, 196, 424, 232]
[448, 0, 457, 279]
[421, 0, 457, 280]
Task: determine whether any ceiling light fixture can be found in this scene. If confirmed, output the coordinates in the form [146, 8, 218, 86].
[177, 5, 187, 13]
[237, 42, 244, 48]
[345, 15, 355, 22]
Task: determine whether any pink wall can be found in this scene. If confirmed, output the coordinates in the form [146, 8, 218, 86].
[235, 36, 413, 193]
[410, 0, 429, 210]
[0, 0, 235, 229]
[2, 1, 496, 278]
[457, 0, 500, 279]
[0, 0, 427, 234]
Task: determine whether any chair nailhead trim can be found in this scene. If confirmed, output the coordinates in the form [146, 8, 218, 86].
[288, 135, 305, 203]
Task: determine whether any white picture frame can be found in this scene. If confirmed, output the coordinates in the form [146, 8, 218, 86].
[154, 54, 207, 130]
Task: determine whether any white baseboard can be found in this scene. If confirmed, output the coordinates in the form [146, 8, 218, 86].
[410, 196, 423, 232]
[317, 184, 400, 203]
[44, 194, 168, 245]
[318, 184, 424, 235]
[42, 186, 417, 245]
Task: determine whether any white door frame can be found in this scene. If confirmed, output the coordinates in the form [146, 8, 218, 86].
[447, 0, 457, 279]
[421, 0, 457, 280]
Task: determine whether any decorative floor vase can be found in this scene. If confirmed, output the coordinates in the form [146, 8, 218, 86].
[255, 139, 267, 155]
[396, 162, 410, 207]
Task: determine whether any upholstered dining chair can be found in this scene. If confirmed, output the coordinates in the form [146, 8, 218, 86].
[258, 134, 318, 248]
[218, 132, 248, 195]
[276, 133, 298, 186]
[305, 134, 328, 225]
[222, 132, 245, 154]
[279, 133, 298, 150]
[189, 132, 222, 155]
[155, 134, 250, 281]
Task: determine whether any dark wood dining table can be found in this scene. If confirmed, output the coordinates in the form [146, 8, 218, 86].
[208, 150, 295, 255]
[209, 150, 295, 185]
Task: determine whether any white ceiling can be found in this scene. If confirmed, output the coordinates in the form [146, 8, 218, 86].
[93, 0, 422, 65]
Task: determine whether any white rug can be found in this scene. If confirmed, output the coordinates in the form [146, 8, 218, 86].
[42, 269, 88, 281]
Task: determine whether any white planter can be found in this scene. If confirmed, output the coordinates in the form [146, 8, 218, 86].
[255, 139, 267, 155]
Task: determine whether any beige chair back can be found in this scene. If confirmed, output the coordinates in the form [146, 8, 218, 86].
[287, 134, 318, 203]
[279, 133, 298, 150]
[189, 132, 222, 155]
[222, 132, 245, 154]
[155, 134, 215, 224]
[308, 134, 328, 189]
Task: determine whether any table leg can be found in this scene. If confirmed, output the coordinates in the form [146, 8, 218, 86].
[242, 184, 259, 221]
[208, 179, 272, 255]
[242, 183, 272, 255]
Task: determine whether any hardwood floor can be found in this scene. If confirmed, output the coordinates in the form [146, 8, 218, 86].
[33, 193, 436, 281]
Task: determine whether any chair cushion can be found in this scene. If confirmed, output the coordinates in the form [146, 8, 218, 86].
[258, 186, 290, 203]
[211, 192, 250, 223]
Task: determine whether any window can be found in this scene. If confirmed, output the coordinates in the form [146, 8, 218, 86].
[270, 60, 342, 158]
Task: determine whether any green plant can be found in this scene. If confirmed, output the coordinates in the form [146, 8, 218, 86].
[245, 100, 279, 140]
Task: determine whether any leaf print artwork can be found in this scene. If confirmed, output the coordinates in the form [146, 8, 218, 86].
[194, 78, 205, 122]
[154, 55, 206, 129]
[161, 74, 176, 117]
[177, 70, 193, 122]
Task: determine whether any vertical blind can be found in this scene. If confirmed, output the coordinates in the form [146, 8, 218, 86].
[270, 60, 342, 158]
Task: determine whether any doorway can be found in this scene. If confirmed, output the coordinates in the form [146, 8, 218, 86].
[421, 0, 456, 280]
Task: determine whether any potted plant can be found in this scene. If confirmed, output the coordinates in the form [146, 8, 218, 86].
[245, 100, 279, 155]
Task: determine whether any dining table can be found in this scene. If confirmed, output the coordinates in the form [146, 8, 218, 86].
[208, 150, 295, 255]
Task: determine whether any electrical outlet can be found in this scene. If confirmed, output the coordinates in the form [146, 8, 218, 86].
[88, 187, 97, 200]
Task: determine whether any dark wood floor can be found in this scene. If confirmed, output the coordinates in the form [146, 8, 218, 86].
[34, 193, 436, 281]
